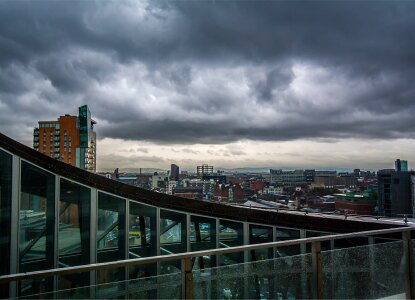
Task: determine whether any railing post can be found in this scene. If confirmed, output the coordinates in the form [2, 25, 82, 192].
[312, 241, 323, 299]
[182, 257, 193, 299]
[403, 231, 415, 299]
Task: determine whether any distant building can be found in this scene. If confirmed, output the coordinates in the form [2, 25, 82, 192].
[214, 183, 244, 202]
[304, 169, 316, 183]
[315, 170, 337, 177]
[179, 171, 189, 180]
[167, 180, 177, 195]
[173, 187, 203, 200]
[151, 174, 168, 190]
[395, 159, 408, 172]
[197, 164, 214, 177]
[249, 180, 266, 192]
[183, 178, 216, 200]
[33, 105, 96, 172]
[117, 176, 139, 187]
[269, 169, 305, 187]
[377, 169, 412, 216]
[170, 164, 180, 181]
[264, 185, 284, 195]
[314, 174, 355, 188]
[270, 169, 339, 187]
[202, 174, 227, 184]
[334, 189, 376, 215]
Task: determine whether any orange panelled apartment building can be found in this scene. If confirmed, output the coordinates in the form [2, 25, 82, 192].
[33, 105, 97, 172]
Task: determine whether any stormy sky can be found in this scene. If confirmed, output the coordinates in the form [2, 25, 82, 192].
[1, 1, 415, 171]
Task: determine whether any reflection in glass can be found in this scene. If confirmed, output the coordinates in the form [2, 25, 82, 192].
[19, 161, 55, 296]
[275, 227, 300, 257]
[0, 150, 12, 298]
[190, 217, 216, 299]
[219, 220, 244, 266]
[129, 202, 157, 292]
[160, 209, 187, 253]
[160, 209, 187, 279]
[306, 230, 332, 252]
[129, 202, 157, 258]
[249, 224, 273, 299]
[97, 192, 126, 287]
[250, 225, 273, 261]
[58, 178, 90, 290]
[190, 216, 216, 271]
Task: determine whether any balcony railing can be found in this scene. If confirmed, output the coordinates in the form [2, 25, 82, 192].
[0, 226, 414, 299]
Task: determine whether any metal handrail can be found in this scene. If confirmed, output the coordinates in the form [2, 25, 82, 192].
[0, 226, 413, 284]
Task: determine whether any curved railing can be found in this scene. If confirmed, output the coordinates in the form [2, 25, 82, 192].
[0, 226, 414, 299]
[0, 132, 409, 298]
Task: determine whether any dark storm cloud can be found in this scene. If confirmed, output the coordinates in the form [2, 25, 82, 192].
[1, 1, 415, 144]
[253, 65, 295, 102]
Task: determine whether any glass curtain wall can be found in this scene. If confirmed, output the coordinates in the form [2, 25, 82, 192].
[19, 161, 55, 296]
[189, 216, 217, 299]
[160, 209, 187, 274]
[0, 150, 12, 298]
[97, 192, 126, 289]
[128, 202, 157, 298]
[159, 209, 187, 298]
[190, 216, 216, 269]
[306, 231, 332, 251]
[218, 220, 245, 299]
[275, 227, 301, 257]
[219, 220, 244, 266]
[58, 178, 91, 290]
[249, 225, 273, 261]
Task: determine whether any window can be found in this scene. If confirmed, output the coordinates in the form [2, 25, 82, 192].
[97, 192, 126, 285]
[129, 202, 157, 280]
[19, 162, 55, 295]
[58, 179, 91, 289]
[160, 209, 187, 275]
[190, 216, 216, 269]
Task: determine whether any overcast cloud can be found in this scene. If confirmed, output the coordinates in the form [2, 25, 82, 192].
[1, 1, 415, 170]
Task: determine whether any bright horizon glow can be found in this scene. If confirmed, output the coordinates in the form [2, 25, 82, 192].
[95, 137, 410, 172]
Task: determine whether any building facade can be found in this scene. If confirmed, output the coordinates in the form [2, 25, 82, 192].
[269, 169, 306, 187]
[334, 189, 376, 215]
[33, 105, 96, 172]
[395, 159, 408, 172]
[170, 164, 180, 181]
[377, 169, 412, 216]
[197, 164, 213, 178]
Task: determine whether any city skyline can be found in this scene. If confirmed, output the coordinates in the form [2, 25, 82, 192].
[1, 1, 415, 171]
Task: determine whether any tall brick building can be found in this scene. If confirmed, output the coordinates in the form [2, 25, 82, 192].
[33, 105, 96, 172]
